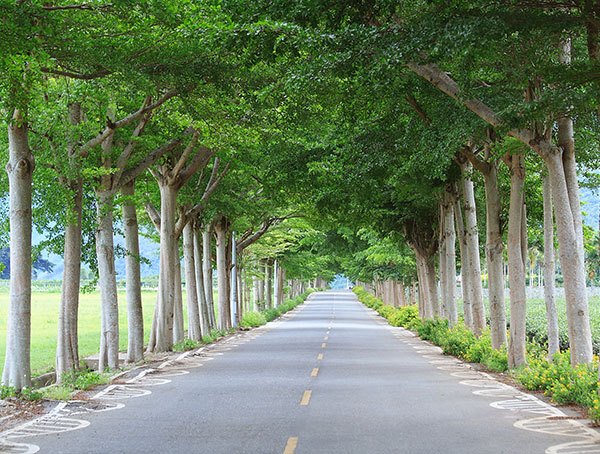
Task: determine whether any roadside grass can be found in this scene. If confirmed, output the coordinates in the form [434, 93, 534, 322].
[41, 369, 113, 401]
[0, 289, 219, 377]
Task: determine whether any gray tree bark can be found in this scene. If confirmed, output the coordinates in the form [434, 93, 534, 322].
[56, 103, 83, 381]
[193, 222, 211, 338]
[96, 188, 120, 370]
[504, 152, 528, 368]
[203, 228, 216, 329]
[173, 258, 184, 344]
[183, 222, 201, 341]
[543, 176, 560, 359]
[215, 217, 230, 331]
[454, 194, 473, 330]
[122, 180, 144, 363]
[444, 190, 458, 327]
[438, 200, 449, 320]
[257, 259, 265, 309]
[277, 266, 286, 308]
[462, 166, 486, 335]
[2, 110, 34, 390]
[483, 158, 507, 350]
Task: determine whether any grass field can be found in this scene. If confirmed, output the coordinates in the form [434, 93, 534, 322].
[0, 290, 216, 377]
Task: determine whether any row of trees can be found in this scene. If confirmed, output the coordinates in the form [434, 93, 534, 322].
[237, 1, 600, 371]
[3, 0, 600, 390]
[0, 1, 338, 391]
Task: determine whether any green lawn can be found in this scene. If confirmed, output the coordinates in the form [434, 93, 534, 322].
[0, 289, 219, 377]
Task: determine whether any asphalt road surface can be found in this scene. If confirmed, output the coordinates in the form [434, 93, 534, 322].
[4, 290, 599, 453]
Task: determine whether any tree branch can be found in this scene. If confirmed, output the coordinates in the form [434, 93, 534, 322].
[118, 134, 188, 189]
[176, 146, 214, 189]
[405, 93, 432, 127]
[406, 61, 537, 149]
[145, 200, 161, 232]
[112, 98, 153, 187]
[182, 159, 230, 227]
[79, 89, 178, 156]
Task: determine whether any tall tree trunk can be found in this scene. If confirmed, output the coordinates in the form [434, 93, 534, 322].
[253, 276, 259, 311]
[483, 158, 507, 350]
[454, 195, 473, 329]
[96, 190, 120, 370]
[148, 184, 177, 352]
[505, 153, 528, 368]
[215, 218, 230, 331]
[277, 266, 285, 307]
[544, 149, 592, 365]
[56, 103, 83, 381]
[122, 181, 144, 363]
[193, 222, 211, 338]
[257, 259, 265, 309]
[543, 176, 560, 360]
[266, 260, 273, 309]
[230, 232, 237, 327]
[57, 178, 83, 380]
[439, 199, 449, 319]
[2, 110, 34, 390]
[202, 228, 216, 330]
[183, 222, 201, 341]
[463, 165, 486, 335]
[445, 191, 458, 327]
[415, 257, 428, 318]
[173, 258, 184, 344]
[424, 258, 439, 318]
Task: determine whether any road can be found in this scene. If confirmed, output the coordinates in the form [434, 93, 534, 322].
[2, 290, 599, 453]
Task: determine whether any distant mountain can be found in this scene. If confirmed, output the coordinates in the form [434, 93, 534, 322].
[33, 231, 160, 280]
[581, 187, 600, 229]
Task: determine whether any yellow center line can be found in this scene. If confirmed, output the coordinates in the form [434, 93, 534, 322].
[317, 353, 323, 360]
[284, 437, 298, 454]
[300, 390, 312, 405]
[321, 342, 327, 348]
[324, 336, 328, 340]
[311, 368, 319, 377]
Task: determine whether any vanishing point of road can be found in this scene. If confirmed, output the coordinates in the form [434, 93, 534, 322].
[4, 290, 600, 453]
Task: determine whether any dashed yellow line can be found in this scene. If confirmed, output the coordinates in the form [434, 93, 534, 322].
[317, 353, 323, 360]
[311, 368, 319, 377]
[301, 390, 312, 406]
[324, 336, 328, 340]
[284, 437, 298, 454]
[326, 330, 330, 335]
[321, 342, 327, 348]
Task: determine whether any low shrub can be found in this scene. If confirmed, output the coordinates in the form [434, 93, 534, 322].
[62, 369, 111, 391]
[173, 338, 203, 352]
[389, 305, 419, 327]
[262, 307, 280, 322]
[0, 384, 16, 399]
[242, 311, 267, 328]
[378, 305, 396, 319]
[42, 369, 110, 401]
[517, 351, 598, 412]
